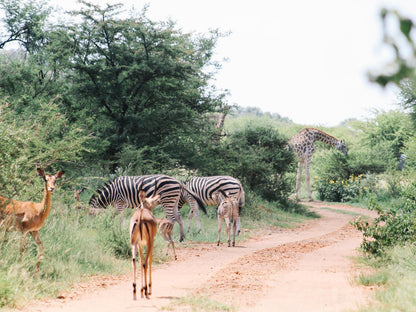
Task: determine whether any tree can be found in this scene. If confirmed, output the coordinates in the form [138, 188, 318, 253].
[46, 1, 226, 168]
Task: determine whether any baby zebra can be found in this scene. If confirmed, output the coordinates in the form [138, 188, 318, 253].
[156, 218, 177, 260]
[214, 190, 240, 247]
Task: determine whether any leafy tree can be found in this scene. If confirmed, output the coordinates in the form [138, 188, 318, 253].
[45, 1, 226, 168]
[0, 0, 50, 52]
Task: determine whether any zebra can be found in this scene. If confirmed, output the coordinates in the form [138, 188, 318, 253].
[178, 176, 245, 233]
[89, 174, 206, 242]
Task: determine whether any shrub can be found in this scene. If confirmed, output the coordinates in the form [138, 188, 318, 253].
[353, 185, 416, 255]
[314, 174, 368, 202]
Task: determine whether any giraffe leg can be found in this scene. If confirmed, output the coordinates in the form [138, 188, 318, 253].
[305, 161, 313, 201]
[295, 161, 303, 200]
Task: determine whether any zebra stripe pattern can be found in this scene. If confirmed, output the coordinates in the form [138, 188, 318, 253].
[89, 175, 206, 242]
[178, 176, 245, 232]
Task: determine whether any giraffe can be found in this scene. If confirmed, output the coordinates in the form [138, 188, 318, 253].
[289, 127, 347, 201]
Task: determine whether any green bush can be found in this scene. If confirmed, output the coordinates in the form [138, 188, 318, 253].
[353, 185, 416, 255]
[315, 174, 368, 202]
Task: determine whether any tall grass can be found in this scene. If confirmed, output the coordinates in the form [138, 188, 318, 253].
[356, 245, 416, 311]
[0, 197, 130, 309]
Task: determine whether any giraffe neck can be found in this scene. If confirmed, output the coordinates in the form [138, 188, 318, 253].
[312, 128, 340, 147]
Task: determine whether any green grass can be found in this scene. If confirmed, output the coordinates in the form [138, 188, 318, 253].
[319, 206, 361, 216]
[166, 295, 237, 311]
[355, 245, 416, 312]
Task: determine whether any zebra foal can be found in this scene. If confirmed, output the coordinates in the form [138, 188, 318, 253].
[178, 176, 245, 233]
[214, 190, 240, 247]
[89, 175, 206, 242]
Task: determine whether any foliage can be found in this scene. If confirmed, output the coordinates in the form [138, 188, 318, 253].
[220, 126, 295, 202]
[369, 9, 416, 87]
[47, 1, 226, 167]
[315, 174, 368, 202]
[359, 110, 414, 163]
[353, 184, 416, 255]
[0, 98, 92, 198]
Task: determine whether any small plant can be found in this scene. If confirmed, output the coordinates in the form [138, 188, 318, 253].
[314, 174, 368, 202]
[353, 185, 416, 255]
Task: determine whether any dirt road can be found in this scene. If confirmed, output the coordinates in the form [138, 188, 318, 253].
[18, 202, 376, 312]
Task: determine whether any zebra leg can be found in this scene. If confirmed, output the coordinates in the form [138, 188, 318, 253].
[217, 215, 222, 246]
[193, 206, 202, 233]
[225, 217, 231, 247]
[187, 199, 201, 233]
[187, 208, 194, 233]
[232, 220, 236, 247]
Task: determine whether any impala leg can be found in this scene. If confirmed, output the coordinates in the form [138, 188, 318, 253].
[174, 208, 185, 242]
[19, 232, 28, 262]
[138, 246, 146, 299]
[131, 244, 137, 300]
[147, 241, 154, 297]
[30, 231, 43, 272]
[169, 233, 177, 260]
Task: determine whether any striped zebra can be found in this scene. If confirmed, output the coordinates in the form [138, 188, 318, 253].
[89, 175, 206, 242]
[178, 176, 245, 233]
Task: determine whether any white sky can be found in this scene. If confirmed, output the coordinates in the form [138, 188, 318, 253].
[50, 0, 416, 126]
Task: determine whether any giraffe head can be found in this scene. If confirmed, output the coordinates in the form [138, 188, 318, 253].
[336, 139, 348, 155]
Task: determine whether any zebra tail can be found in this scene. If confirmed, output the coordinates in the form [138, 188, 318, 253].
[182, 186, 207, 215]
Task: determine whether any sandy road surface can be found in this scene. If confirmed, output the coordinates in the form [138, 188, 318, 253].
[16, 202, 376, 312]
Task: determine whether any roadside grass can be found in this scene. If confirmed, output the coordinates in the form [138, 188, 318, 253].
[319, 206, 361, 216]
[0, 192, 317, 310]
[166, 295, 237, 312]
[355, 245, 416, 312]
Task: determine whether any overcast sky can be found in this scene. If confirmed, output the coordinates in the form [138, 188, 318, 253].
[51, 0, 416, 126]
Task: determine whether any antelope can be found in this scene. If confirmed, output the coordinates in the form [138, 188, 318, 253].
[0, 168, 65, 271]
[130, 181, 161, 300]
[214, 190, 240, 247]
[156, 218, 177, 260]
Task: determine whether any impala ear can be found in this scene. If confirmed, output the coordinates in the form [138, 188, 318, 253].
[37, 168, 45, 179]
[139, 190, 147, 204]
[56, 171, 65, 179]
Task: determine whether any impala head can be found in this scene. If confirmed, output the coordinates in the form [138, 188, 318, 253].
[37, 168, 65, 192]
[336, 139, 348, 156]
[138, 179, 161, 211]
